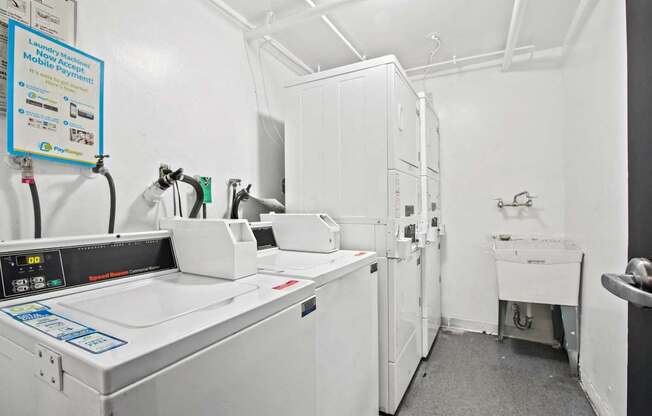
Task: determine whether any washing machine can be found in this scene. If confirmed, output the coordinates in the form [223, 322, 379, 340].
[252, 215, 379, 416]
[0, 227, 317, 416]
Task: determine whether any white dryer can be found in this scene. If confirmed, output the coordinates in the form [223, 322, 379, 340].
[378, 249, 422, 411]
[421, 174, 442, 356]
[252, 219, 379, 416]
[0, 230, 317, 416]
[283, 57, 425, 415]
[418, 92, 442, 358]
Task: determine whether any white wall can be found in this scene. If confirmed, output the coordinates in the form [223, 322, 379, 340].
[562, 1, 628, 415]
[0, 0, 293, 241]
[423, 66, 567, 333]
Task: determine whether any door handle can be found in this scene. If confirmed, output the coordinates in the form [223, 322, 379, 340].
[602, 258, 652, 308]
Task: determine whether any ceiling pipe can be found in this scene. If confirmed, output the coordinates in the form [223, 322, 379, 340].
[502, 0, 529, 71]
[263, 37, 315, 74]
[207, 0, 254, 29]
[207, 0, 313, 74]
[406, 44, 536, 74]
[559, 0, 599, 62]
[304, 0, 365, 61]
[244, 0, 367, 40]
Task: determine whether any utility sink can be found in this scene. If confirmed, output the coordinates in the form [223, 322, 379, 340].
[492, 237, 583, 306]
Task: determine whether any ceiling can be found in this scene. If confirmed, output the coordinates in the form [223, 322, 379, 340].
[223, 0, 581, 73]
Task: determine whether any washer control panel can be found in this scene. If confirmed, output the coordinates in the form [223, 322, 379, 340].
[0, 251, 66, 298]
[0, 237, 178, 302]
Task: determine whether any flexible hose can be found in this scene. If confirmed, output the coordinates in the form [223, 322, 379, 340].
[175, 181, 183, 217]
[179, 175, 204, 219]
[28, 182, 42, 239]
[230, 185, 237, 217]
[92, 156, 117, 233]
[102, 172, 117, 233]
[230, 185, 251, 219]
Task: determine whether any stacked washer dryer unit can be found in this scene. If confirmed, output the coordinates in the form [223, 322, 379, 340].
[417, 92, 442, 358]
[0, 220, 318, 416]
[285, 55, 422, 415]
[252, 213, 379, 416]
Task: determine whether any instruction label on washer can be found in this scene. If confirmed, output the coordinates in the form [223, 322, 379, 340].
[3, 302, 126, 353]
[1, 301, 48, 316]
[13, 309, 94, 340]
[67, 332, 126, 354]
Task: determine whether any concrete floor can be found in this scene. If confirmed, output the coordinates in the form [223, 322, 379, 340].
[397, 329, 595, 416]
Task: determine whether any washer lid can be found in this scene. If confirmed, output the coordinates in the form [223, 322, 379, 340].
[258, 251, 345, 270]
[0, 272, 314, 395]
[257, 250, 377, 287]
[59, 276, 258, 328]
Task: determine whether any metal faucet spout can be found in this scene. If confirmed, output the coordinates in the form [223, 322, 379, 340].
[512, 191, 530, 204]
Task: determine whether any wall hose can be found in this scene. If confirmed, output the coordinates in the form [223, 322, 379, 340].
[93, 155, 117, 233]
[230, 184, 251, 219]
[179, 175, 204, 219]
[28, 181, 42, 239]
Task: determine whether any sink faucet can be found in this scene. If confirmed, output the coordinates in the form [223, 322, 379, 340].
[512, 191, 533, 207]
[496, 191, 536, 208]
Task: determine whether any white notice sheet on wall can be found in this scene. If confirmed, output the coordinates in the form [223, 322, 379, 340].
[7, 20, 103, 166]
[0, 0, 76, 113]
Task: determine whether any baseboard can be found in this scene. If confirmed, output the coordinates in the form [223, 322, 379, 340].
[441, 316, 498, 335]
[579, 372, 617, 416]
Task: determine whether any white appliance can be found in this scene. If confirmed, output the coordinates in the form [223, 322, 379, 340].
[251, 220, 379, 416]
[285, 55, 422, 414]
[492, 236, 583, 375]
[261, 213, 341, 253]
[159, 217, 257, 279]
[418, 92, 442, 357]
[0, 231, 317, 416]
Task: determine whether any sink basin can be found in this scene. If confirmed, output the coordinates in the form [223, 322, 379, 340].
[492, 237, 583, 306]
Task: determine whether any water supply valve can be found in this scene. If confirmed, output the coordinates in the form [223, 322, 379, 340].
[143, 167, 184, 205]
[20, 157, 34, 185]
[93, 154, 110, 174]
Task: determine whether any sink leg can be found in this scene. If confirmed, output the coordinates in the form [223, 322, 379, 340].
[560, 305, 580, 377]
[498, 300, 507, 342]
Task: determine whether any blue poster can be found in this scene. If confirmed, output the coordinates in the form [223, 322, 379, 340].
[7, 20, 104, 166]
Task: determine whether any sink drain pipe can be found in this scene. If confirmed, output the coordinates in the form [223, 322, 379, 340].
[513, 303, 533, 330]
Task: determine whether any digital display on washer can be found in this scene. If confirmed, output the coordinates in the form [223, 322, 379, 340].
[16, 254, 44, 266]
[0, 237, 177, 301]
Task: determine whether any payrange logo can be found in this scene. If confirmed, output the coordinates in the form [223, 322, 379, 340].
[38, 141, 77, 156]
[39, 141, 53, 152]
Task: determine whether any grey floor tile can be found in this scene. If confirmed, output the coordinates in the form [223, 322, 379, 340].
[396, 330, 595, 416]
